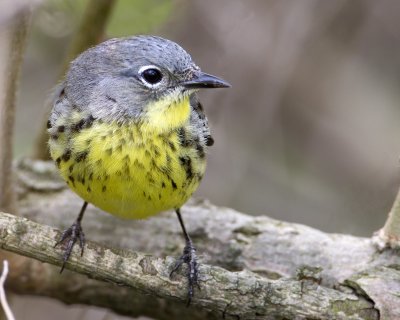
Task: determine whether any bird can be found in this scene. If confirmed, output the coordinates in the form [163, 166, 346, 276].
[47, 35, 230, 303]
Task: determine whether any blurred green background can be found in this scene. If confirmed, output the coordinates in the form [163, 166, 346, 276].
[6, 0, 400, 318]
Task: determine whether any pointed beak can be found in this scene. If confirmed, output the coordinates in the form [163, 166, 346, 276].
[181, 72, 231, 89]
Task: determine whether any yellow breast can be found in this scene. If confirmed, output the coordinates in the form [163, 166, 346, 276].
[49, 96, 206, 219]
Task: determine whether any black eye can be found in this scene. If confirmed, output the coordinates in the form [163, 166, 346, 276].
[141, 68, 163, 85]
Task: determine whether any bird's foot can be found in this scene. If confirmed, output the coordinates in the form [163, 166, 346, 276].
[54, 220, 85, 273]
[170, 239, 199, 305]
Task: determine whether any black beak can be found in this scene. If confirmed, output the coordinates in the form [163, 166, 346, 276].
[181, 72, 231, 89]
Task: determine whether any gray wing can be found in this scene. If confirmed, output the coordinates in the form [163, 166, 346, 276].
[48, 83, 92, 134]
[48, 83, 70, 129]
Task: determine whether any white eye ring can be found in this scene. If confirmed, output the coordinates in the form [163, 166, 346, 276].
[138, 65, 163, 88]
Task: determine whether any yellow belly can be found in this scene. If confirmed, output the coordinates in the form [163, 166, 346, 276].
[49, 121, 206, 219]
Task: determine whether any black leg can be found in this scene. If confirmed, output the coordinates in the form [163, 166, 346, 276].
[170, 208, 199, 305]
[54, 201, 88, 273]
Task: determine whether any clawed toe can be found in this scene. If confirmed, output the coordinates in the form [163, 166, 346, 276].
[54, 221, 85, 273]
[170, 239, 199, 305]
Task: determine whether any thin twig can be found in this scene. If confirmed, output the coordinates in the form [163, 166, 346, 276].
[0, 261, 15, 320]
[0, 9, 31, 214]
[374, 186, 400, 248]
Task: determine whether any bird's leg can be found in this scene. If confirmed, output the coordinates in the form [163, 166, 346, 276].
[170, 208, 199, 305]
[54, 201, 88, 273]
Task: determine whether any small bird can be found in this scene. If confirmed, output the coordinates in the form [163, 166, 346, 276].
[47, 35, 230, 303]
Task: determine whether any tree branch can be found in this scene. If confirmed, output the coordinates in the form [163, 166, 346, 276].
[0, 211, 377, 320]
[4, 158, 400, 319]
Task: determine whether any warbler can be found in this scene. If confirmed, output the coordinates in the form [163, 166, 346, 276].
[47, 35, 230, 303]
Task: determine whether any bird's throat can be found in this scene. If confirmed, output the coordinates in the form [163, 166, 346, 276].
[142, 91, 191, 133]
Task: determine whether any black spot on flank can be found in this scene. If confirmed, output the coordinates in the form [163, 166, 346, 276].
[179, 156, 194, 180]
[134, 159, 145, 169]
[106, 94, 117, 103]
[47, 120, 52, 129]
[87, 186, 91, 193]
[86, 115, 95, 128]
[81, 177, 85, 185]
[57, 125, 65, 133]
[205, 136, 214, 146]
[196, 143, 205, 158]
[177, 127, 185, 144]
[168, 141, 176, 151]
[51, 134, 59, 140]
[161, 182, 166, 188]
[150, 159, 158, 170]
[123, 155, 130, 163]
[69, 164, 74, 173]
[159, 166, 169, 174]
[59, 88, 65, 98]
[153, 146, 160, 157]
[171, 180, 177, 190]
[116, 170, 122, 176]
[196, 102, 204, 112]
[75, 151, 88, 162]
[102, 186, 106, 192]
[62, 149, 71, 162]
[89, 172, 93, 181]
[177, 128, 192, 147]
[68, 175, 75, 186]
[159, 194, 162, 200]
[143, 191, 146, 197]
[160, 135, 169, 146]
[72, 119, 86, 132]
[55, 157, 61, 168]
[147, 174, 155, 184]
[105, 174, 110, 181]
[106, 148, 112, 156]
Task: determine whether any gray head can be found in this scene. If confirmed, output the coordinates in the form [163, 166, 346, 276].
[64, 35, 229, 122]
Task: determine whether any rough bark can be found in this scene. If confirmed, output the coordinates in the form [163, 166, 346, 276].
[1, 158, 399, 319]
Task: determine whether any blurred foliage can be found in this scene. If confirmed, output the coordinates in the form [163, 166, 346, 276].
[107, 0, 173, 37]
[37, 0, 174, 38]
